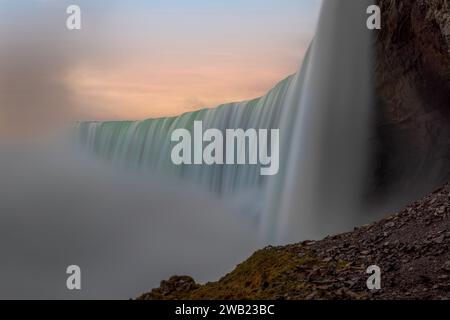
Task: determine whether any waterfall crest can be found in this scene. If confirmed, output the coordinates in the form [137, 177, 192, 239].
[77, 75, 295, 197]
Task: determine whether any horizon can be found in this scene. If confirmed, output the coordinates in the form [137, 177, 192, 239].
[0, 0, 321, 124]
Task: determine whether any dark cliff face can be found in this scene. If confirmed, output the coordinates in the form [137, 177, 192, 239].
[371, 0, 450, 198]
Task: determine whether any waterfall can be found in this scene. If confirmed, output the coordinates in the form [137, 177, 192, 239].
[262, 0, 376, 243]
[77, 75, 294, 198]
[77, 0, 376, 243]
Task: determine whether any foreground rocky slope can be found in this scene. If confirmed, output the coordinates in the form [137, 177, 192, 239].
[139, 182, 450, 300]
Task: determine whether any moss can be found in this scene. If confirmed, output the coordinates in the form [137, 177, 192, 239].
[139, 246, 357, 300]
[336, 260, 351, 271]
[142, 246, 323, 300]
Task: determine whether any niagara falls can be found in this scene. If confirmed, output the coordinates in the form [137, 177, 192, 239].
[0, 0, 449, 303]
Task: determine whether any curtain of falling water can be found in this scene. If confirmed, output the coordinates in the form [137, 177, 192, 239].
[76, 75, 294, 197]
[262, 0, 376, 243]
[77, 0, 377, 243]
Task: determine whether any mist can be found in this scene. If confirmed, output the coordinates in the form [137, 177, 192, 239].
[0, 140, 258, 299]
[0, 3, 73, 137]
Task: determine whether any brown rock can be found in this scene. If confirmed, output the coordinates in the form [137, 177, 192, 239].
[372, 0, 450, 195]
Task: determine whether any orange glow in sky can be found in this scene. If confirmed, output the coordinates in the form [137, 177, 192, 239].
[1, 0, 321, 122]
[68, 46, 311, 120]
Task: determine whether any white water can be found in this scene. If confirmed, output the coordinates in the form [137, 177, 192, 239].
[263, 0, 375, 243]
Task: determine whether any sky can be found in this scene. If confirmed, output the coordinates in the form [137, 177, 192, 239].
[0, 0, 321, 127]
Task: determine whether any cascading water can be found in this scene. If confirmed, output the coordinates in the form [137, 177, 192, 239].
[77, 75, 294, 197]
[77, 0, 376, 243]
[262, 0, 376, 243]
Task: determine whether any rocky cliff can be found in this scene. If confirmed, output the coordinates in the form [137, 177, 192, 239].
[372, 0, 450, 197]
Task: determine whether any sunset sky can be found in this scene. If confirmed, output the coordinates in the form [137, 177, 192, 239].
[0, 0, 321, 123]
